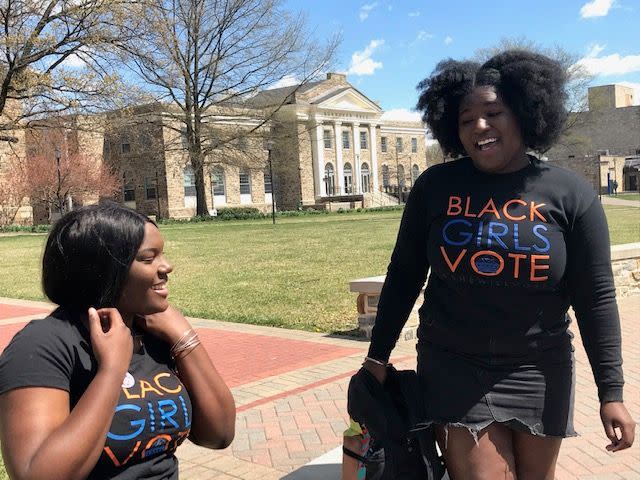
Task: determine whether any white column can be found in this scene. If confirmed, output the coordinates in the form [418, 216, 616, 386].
[334, 122, 344, 195]
[369, 123, 379, 192]
[352, 122, 360, 193]
[311, 121, 324, 197]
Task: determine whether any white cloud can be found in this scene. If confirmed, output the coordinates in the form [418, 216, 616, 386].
[618, 81, 640, 105]
[576, 50, 640, 75]
[359, 2, 378, 21]
[580, 0, 614, 18]
[348, 39, 384, 76]
[267, 74, 300, 90]
[444, 36, 453, 45]
[586, 43, 606, 58]
[381, 108, 422, 122]
[417, 30, 434, 41]
[60, 53, 87, 68]
[408, 11, 420, 17]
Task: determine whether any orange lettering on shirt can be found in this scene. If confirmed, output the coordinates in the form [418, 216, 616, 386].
[139, 380, 164, 398]
[530, 202, 547, 222]
[440, 247, 467, 272]
[447, 196, 462, 216]
[502, 199, 527, 221]
[508, 253, 527, 279]
[122, 388, 140, 400]
[477, 198, 501, 219]
[104, 441, 141, 467]
[463, 197, 477, 218]
[530, 255, 550, 281]
[154, 372, 182, 394]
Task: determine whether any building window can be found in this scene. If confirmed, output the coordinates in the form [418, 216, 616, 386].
[397, 164, 406, 188]
[264, 167, 272, 194]
[323, 129, 332, 149]
[411, 137, 418, 153]
[121, 141, 131, 154]
[382, 165, 390, 187]
[344, 162, 353, 194]
[361, 163, 371, 193]
[324, 163, 335, 195]
[360, 131, 368, 150]
[211, 167, 225, 196]
[342, 131, 350, 149]
[411, 164, 420, 184]
[145, 177, 157, 200]
[180, 128, 189, 149]
[239, 168, 251, 195]
[183, 165, 196, 197]
[123, 173, 135, 202]
[396, 137, 403, 153]
[381, 137, 387, 153]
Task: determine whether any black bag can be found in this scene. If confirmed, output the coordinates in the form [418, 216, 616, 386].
[347, 366, 446, 480]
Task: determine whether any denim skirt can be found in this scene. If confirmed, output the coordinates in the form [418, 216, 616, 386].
[415, 342, 577, 438]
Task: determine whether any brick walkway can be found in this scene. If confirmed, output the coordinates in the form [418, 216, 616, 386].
[0, 296, 638, 479]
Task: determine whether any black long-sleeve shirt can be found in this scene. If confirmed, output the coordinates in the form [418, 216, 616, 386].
[368, 156, 624, 403]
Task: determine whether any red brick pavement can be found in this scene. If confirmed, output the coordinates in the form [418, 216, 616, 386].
[0, 304, 50, 320]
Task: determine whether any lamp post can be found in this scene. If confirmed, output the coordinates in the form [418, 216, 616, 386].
[395, 143, 401, 204]
[265, 139, 276, 225]
[54, 147, 64, 216]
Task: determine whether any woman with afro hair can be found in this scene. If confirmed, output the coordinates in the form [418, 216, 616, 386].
[362, 50, 635, 479]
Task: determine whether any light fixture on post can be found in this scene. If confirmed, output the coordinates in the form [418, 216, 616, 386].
[265, 139, 276, 225]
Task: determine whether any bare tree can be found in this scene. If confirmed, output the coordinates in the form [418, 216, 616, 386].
[122, 0, 338, 215]
[0, 0, 145, 142]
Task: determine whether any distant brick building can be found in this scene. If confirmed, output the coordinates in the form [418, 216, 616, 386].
[546, 84, 640, 192]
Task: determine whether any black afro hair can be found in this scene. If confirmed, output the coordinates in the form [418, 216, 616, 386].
[416, 49, 568, 157]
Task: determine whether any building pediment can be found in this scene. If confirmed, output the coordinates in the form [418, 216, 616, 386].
[314, 88, 382, 114]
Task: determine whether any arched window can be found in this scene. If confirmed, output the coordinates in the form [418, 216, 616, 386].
[324, 163, 335, 196]
[211, 166, 226, 205]
[397, 164, 406, 189]
[411, 164, 420, 185]
[343, 162, 353, 194]
[382, 165, 390, 187]
[361, 163, 371, 193]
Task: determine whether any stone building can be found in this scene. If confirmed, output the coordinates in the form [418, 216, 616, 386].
[4, 73, 428, 222]
[546, 84, 640, 192]
[103, 72, 428, 218]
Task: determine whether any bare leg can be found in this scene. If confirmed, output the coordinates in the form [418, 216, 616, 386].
[513, 430, 562, 480]
[436, 423, 517, 480]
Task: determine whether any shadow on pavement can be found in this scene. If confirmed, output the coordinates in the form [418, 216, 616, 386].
[280, 463, 341, 479]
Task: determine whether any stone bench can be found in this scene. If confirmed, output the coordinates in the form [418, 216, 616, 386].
[350, 243, 640, 339]
[348, 275, 424, 341]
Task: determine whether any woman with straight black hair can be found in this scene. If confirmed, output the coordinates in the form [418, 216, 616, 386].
[363, 50, 635, 479]
[0, 202, 235, 480]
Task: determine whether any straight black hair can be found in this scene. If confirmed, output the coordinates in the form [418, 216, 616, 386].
[42, 201, 153, 312]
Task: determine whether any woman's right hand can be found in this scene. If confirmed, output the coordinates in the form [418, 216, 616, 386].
[362, 359, 388, 384]
[87, 307, 133, 375]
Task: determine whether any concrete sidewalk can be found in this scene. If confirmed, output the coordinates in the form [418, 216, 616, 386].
[0, 296, 638, 479]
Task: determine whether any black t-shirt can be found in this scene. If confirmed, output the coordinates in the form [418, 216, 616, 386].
[0, 308, 192, 479]
[368, 157, 623, 403]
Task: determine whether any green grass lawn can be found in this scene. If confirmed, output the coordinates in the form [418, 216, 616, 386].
[0, 206, 638, 333]
[608, 192, 640, 202]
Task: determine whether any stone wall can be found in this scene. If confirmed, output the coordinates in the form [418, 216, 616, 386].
[611, 243, 640, 298]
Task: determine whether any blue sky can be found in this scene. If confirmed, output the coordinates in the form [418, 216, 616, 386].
[284, 0, 640, 121]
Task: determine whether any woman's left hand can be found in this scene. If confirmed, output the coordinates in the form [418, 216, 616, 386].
[135, 305, 192, 345]
[600, 401, 636, 452]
